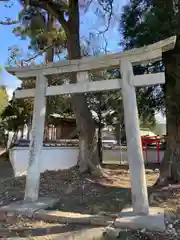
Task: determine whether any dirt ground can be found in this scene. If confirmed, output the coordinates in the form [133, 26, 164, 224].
[0, 158, 180, 239]
[0, 162, 157, 214]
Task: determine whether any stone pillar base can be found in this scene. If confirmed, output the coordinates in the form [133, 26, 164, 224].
[114, 207, 165, 232]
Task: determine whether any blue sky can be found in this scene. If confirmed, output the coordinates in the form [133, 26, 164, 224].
[0, 1, 29, 65]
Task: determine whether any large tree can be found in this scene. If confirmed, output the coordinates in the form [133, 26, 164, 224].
[0, 0, 116, 175]
[121, 0, 180, 184]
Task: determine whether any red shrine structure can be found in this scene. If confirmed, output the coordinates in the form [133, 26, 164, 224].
[141, 135, 162, 164]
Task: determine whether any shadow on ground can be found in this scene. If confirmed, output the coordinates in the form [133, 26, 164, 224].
[49, 183, 130, 215]
[0, 223, 103, 238]
[0, 154, 131, 215]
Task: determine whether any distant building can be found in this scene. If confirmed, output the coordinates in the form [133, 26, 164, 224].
[100, 127, 157, 145]
[140, 128, 156, 137]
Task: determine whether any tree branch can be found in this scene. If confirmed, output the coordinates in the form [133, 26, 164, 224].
[0, 20, 19, 25]
[0, 16, 18, 25]
[45, 2, 70, 33]
[27, 0, 70, 34]
[23, 43, 54, 63]
[96, 0, 114, 35]
[0, 20, 18, 25]
[69, 0, 79, 30]
[55, 0, 68, 9]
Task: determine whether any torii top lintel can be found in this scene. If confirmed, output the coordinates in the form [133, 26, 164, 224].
[6, 36, 176, 79]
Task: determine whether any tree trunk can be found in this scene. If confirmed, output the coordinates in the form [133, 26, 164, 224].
[45, 14, 54, 64]
[45, 13, 54, 142]
[115, 123, 120, 145]
[8, 131, 18, 149]
[27, 125, 30, 140]
[20, 126, 24, 139]
[66, 1, 101, 175]
[97, 107, 103, 165]
[97, 123, 103, 164]
[156, 36, 180, 185]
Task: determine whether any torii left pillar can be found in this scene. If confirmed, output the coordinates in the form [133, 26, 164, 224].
[24, 74, 47, 201]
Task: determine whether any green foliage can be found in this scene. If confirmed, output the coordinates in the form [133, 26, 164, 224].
[120, 0, 168, 125]
[0, 97, 32, 132]
[0, 87, 8, 116]
[120, 0, 177, 48]
[13, 6, 66, 55]
[7, 3, 71, 128]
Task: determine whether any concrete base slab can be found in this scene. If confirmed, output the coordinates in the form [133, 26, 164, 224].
[34, 210, 114, 226]
[0, 197, 59, 214]
[114, 207, 165, 232]
[5, 238, 27, 240]
[39, 227, 105, 240]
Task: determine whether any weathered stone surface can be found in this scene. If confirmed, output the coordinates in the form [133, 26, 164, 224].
[34, 210, 114, 226]
[37, 227, 105, 240]
[120, 59, 149, 215]
[114, 207, 165, 232]
[5, 238, 27, 240]
[0, 201, 115, 227]
[104, 226, 120, 239]
[0, 197, 59, 213]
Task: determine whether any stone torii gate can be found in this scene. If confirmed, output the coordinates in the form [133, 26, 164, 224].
[7, 36, 176, 227]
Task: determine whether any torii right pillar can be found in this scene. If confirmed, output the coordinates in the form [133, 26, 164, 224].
[114, 59, 165, 231]
[120, 59, 149, 215]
